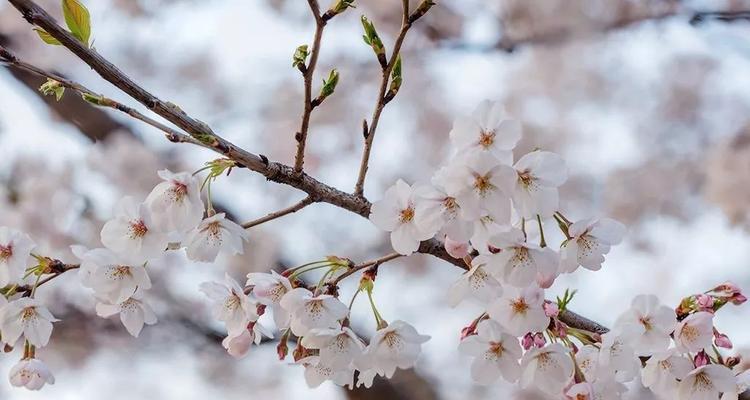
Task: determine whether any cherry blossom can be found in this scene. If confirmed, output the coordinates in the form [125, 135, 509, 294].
[369, 179, 436, 255]
[519, 343, 573, 396]
[363, 320, 430, 378]
[722, 370, 750, 400]
[458, 319, 522, 384]
[677, 364, 736, 400]
[444, 152, 515, 222]
[353, 352, 379, 388]
[8, 358, 54, 391]
[184, 213, 249, 262]
[296, 356, 354, 389]
[100, 196, 169, 263]
[511, 150, 567, 218]
[0, 227, 35, 287]
[221, 323, 273, 359]
[449, 100, 521, 163]
[560, 217, 626, 273]
[613, 294, 675, 355]
[144, 169, 204, 237]
[1, 298, 58, 347]
[674, 311, 714, 353]
[95, 292, 157, 337]
[200, 274, 258, 337]
[641, 349, 694, 397]
[486, 228, 559, 288]
[576, 345, 601, 382]
[487, 284, 548, 336]
[446, 255, 503, 307]
[301, 327, 365, 369]
[246, 271, 293, 329]
[413, 177, 472, 242]
[598, 333, 640, 382]
[89, 260, 152, 304]
[566, 382, 593, 400]
[279, 288, 348, 336]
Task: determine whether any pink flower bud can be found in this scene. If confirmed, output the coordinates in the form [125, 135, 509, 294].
[714, 331, 733, 349]
[445, 237, 470, 259]
[522, 333, 534, 350]
[731, 293, 747, 305]
[713, 282, 741, 295]
[696, 294, 714, 311]
[460, 325, 477, 340]
[533, 332, 546, 348]
[543, 301, 560, 318]
[694, 351, 709, 367]
[256, 304, 267, 316]
[555, 319, 568, 338]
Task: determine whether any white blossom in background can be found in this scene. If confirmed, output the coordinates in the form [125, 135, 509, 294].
[598, 333, 640, 382]
[641, 349, 694, 397]
[363, 320, 430, 378]
[184, 213, 249, 262]
[674, 311, 714, 353]
[200, 274, 257, 337]
[95, 292, 157, 337]
[144, 169, 204, 237]
[565, 382, 593, 400]
[279, 288, 348, 336]
[613, 294, 675, 355]
[0, 227, 35, 287]
[487, 284, 548, 336]
[1, 298, 58, 347]
[486, 228, 559, 288]
[457, 319, 522, 384]
[560, 217, 626, 273]
[247, 271, 293, 329]
[511, 150, 567, 218]
[678, 364, 736, 400]
[446, 255, 503, 307]
[100, 196, 169, 263]
[369, 179, 436, 255]
[722, 370, 750, 400]
[444, 152, 515, 222]
[449, 100, 521, 163]
[301, 327, 365, 369]
[8, 358, 54, 391]
[519, 343, 573, 395]
[296, 356, 354, 389]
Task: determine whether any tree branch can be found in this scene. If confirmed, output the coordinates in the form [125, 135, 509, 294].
[242, 196, 316, 229]
[332, 252, 402, 285]
[5, 0, 608, 337]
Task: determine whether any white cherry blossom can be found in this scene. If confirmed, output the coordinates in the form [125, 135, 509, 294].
[487, 284, 548, 336]
[184, 213, 249, 262]
[678, 364, 736, 400]
[95, 292, 157, 337]
[296, 356, 354, 388]
[641, 349, 694, 397]
[353, 352, 380, 388]
[598, 333, 640, 382]
[301, 327, 365, 369]
[445, 152, 515, 222]
[8, 358, 54, 390]
[613, 294, 675, 355]
[279, 288, 348, 336]
[100, 196, 169, 263]
[369, 179, 436, 255]
[486, 228, 559, 288]
[364, 320, 430, 378]
[89, 260, 152, 304]
[145, 169, 204, 237]
[0, 227, 35, 287]
[469, 213, 507, 254]
[561, 217, 626, 273]
[246, 271, 293, 329]
[449, 100, 521, 163]
[200, 274, 258, 337]
[221, 322, 273, 359]
[722, 370, 750, 400]
[414, 176, 472, 242]
[447, 255, 503, 307]
[511, 151, 567, 218]
[1, 298, 58, 347]
[458, 319, 522, 384]
[674, 311, 714, 353]
[519, 343, 573, 396]
[576, 345, 601, 382]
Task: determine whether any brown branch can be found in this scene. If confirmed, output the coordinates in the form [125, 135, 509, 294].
[294, 0, 327, 173]
[242, 196, 316, 229]
[332, 252, 402, 285]
[353, 1, 432, 196]
[5, 0, 608, 336]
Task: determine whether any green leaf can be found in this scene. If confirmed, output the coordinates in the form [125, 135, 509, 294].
[39, 79, 65, 101]
[320, 69, 339, 99]
[292, 44, 309, 68]
[62, 0, 91, 46]
[33, 28, 62, 45]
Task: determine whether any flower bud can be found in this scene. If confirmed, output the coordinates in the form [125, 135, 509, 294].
[714, 330, 733, 349]
[543, 301, 560, 318]
[522, 333, 534, 350]
[460, 325, 476, 340]
[693, 351, 709, 367]
[39, 79, 64, 101]
[696, 294, 714, 312]
[533, 332, 546, 348]
[292, 44, 309, 69]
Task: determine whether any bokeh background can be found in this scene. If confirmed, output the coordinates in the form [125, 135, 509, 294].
[2, 0, 750, 399]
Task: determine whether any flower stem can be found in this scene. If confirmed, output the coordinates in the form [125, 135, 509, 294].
[536, 214, 547, 248]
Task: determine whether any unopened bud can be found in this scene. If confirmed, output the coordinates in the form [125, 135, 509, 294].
[533, 332, 546, 348]
[543, 301, 560, 318]
[522, 333, 534, 350]
[694, 351, 709, 367]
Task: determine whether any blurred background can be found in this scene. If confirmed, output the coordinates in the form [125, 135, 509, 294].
[2, 0, 750, 399]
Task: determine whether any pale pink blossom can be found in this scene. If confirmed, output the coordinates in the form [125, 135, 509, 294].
[364, 320, 430, 378]
[674, 312, 714, 353]
[369, 180, 436, 255]
[145, 169, 204, 237]
[678, 364, 736, 400]
[95, 292, 157, 337]
[613, 294, 675, 355]
[519, 343, 573, 396]
[1, 298, 58, 347]
[487, 285, 548, 336]
[8, 358, 54, 390]
[511, 151, 567, 218]
[184, 213, 249, 262]
[560, 217, 626, 273]
[0, 227, 35, 287]
[279, 288, 348, 336]
[458, 319, 522, 384]
[486, 228, 559, 288]
[446, 255, 503, 307]
[100, 196, 169, 263]
[449, 100, 521, 163]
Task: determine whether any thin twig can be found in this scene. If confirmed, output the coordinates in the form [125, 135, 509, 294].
[242, 196, 316, 229]
[332, 252, 401, 285]
[294, 0, 327, 173]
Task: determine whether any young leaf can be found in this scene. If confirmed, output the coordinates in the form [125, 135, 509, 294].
[33, 28, 62, 46]
[39, 79, 65, 101]
[62, 0, 91, 46]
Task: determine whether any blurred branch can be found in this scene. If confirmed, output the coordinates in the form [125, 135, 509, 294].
[353, 0, 434, 197]
[5, 0, 609, 337]
[242, 196, 315, 229]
